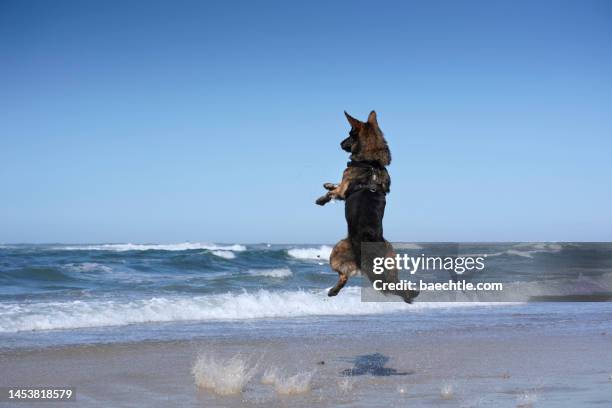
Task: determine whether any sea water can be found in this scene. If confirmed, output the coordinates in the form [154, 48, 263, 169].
[0, 242, 611, 350]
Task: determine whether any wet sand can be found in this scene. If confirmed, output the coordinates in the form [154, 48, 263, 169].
[1, 316, 611, 407]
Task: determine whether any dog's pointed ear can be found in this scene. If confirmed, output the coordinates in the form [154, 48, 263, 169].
[344, 111, 362, 129]
[367, 110, 378, 127]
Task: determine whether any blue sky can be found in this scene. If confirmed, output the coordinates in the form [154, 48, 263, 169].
[1, 0, 611, 243]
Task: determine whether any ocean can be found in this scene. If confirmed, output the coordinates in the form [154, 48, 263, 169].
[1, 243, 612, 407]
[1, 242, 611, 350]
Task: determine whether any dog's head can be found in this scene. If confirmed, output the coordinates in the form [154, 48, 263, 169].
[341, 111, 391, 166]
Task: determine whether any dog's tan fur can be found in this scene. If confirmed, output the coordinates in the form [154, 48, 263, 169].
[316, 111, 390, 205]
[319, 111, 417, 302]
[347, 111, 391, 166]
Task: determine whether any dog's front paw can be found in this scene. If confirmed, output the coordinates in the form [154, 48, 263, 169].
[323, 183, 337, 191]
[316, 195, 331, 206]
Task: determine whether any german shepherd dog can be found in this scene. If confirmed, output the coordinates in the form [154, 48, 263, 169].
[316, 111, 418, 303]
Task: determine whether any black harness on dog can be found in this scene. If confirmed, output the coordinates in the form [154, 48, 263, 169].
[346, 160, 388, 195]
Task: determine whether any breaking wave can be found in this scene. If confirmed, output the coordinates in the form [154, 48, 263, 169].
[57, 242, 247, 252]
[287, 246, 333, 260]
[0, 288, 487, 333]
[211, 250, 236, 259]
[394, 243, 423, 250]
[64, 262, 113, 273]
[247, 268, 293, 278]
[480, 243, 563, 259]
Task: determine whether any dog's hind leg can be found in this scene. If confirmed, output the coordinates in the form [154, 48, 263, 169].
[328, 274, 348, 297]
[328, 239, 359, 297]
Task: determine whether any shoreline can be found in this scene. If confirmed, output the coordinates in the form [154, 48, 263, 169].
[1, 306, 611, 407]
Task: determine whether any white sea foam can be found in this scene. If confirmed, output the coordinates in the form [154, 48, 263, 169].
[247, 268, 292, 278]
[64, 262, 113, 273]
[211, 250, 236, 259]
[514, 243, 562, 251]
[66, 263, 161, 284]
[287, 246, 333, 261]
[192, 353, 257, 395]
[508, 243, 562, 258]
[469, 243, 563, 259]
[0, 287, 496, 333]
[394, 243, 423, 250]
[57, 242, 247, 252]
[274, 371, 314, 395]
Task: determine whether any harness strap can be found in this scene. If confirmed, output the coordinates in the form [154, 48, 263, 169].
[346, 160, 387, 195]
[347, 160, 384, 170]
[351, 183, 382, 193]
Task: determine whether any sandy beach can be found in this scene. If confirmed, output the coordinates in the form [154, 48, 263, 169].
[3, 0, 611, 406]
[2, 304, 611, 408]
